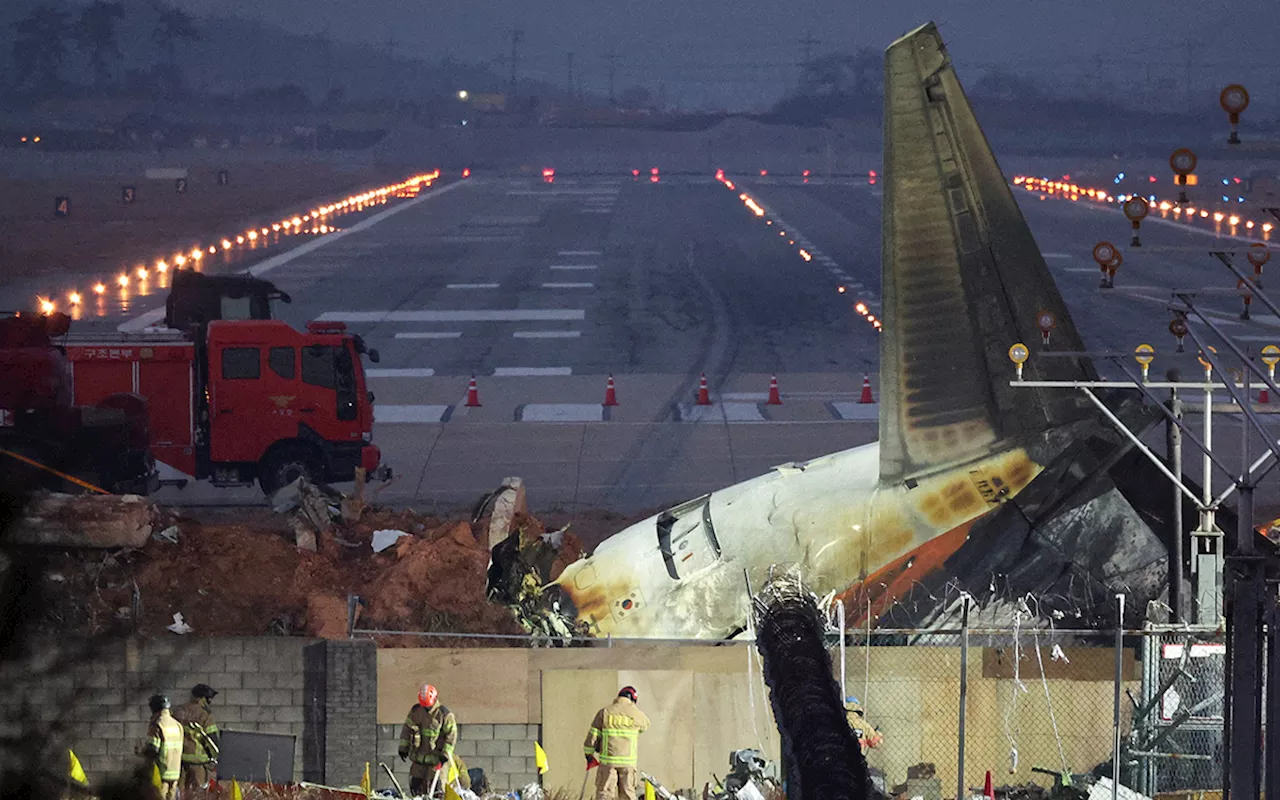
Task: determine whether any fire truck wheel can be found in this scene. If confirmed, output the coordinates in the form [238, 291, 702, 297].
[258, 444, 321, 495]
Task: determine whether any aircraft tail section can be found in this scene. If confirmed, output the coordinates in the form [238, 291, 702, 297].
[879, 23, 1097, 486]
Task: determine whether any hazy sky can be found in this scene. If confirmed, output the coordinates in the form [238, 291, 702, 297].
[164, 0, 1280, 111]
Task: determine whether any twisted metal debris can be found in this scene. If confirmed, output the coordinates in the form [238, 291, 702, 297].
[753, 571, 868, 800]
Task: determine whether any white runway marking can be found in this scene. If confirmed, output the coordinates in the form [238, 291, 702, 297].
[376, 405, 451, 423]
[559, 250, 601, 256]
[519, 404, 604, 422]
[469, 215, 541, 225]
[682, 402, 766, 423]
[550, 264, 598, 270]
[1042, 253, 1074, 259]
[366, 368, 436, 378]
[831, 402, 879, 421]
[541, 282, 594, 289]
[446, 283, 499, 289]
[513, 331, 581, 339]
[494, 367, 573, 376]
[394, 332, 463, 339]
[318, 310, 585, 322]
[1064, 267, 1103, 273]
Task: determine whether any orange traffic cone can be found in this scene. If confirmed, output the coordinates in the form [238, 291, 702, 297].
[858, 374, 874, 404]
[603, 374, 619, 406]
[696, 373, 712, 405]
[465, 375, 481, 407]
[767, 375, 782, 405]
[984, 771, 994, 800]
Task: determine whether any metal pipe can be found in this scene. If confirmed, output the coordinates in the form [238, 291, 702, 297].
[957, 594, 971, 800]
[1177, 295, 1280, 406]
[1109, 360, 1235, 481]
[1180, 320, 1280, 465]
[1079, 388, 1204, 506]
[1212, 252, 1280, 321]
[1170, 389, 1185, 623]
[837, 599, 847, 700]
[1112, 594, 1126, 800]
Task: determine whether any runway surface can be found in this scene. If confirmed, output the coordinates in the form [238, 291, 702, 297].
[11, 171, 1280, 514]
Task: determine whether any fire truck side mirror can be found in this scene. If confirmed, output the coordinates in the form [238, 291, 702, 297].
[45, 312, 72, 337]
[367, 348, 381, 364]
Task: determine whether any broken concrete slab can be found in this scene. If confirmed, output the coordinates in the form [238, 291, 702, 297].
[487, 477, 528, 549]
[7, 492, 154, 548]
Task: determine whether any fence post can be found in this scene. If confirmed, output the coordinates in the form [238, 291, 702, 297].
[957, 594, 971, 800]
[838, 599, 847, 700]
[1112, 594, 1126, 800]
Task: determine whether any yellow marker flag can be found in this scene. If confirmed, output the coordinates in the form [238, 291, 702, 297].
[644, 779, 656, 800]
[150, 764, 162, 790]
[534, 742, 548, 775]
[68, 750, 88, 785]
[444, 780, 464, 800]
[231, 778, 244, 800]
[445, 759, 459, 785]
[361, 762, 372, 798]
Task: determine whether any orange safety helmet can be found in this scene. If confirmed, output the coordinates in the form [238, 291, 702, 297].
[418, 684, 438, 708]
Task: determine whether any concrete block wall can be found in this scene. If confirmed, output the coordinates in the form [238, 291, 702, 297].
[0, 637, 315, 784]
[376, 723, 543, 793]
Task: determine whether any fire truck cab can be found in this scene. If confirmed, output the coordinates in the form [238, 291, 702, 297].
[67, 318, 385, 494]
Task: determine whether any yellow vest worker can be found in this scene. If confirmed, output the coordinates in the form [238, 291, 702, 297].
[583, 687, 650, 800]
[138, 695, 183, 800]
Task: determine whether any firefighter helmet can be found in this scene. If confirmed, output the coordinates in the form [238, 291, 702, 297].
[418, 684, 438, 708]
[149, 694, 170, 713]
[618, 686, 638, 703]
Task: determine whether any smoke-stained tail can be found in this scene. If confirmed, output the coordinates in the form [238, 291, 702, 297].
[879, 23, 1097, 486]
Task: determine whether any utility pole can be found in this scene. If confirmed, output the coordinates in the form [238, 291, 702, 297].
[604, 49, 618, 106]
[799, 33, 820, 89]
[509, 28, 524, 91]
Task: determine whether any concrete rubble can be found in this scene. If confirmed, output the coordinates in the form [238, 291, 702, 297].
[6, 491, 157, 548]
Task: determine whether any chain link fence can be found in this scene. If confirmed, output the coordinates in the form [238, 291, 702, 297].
[355, 615, 1237, 797]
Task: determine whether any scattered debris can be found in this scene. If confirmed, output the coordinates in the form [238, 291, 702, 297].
[704, 750, 780, 800]
[166, 612, 193, 635]
[371, 529, 411, 553]
[1051, 644, 1070, 663]
[154, 525, 180, 544]
[485, 513, 585, 639]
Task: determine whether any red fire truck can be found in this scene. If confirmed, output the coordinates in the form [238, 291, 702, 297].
[66, 317, 387, 494]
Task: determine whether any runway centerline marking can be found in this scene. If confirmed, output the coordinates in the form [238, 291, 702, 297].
[550, 265, 598, 270]
[446, 283, 500, 289]
[394, 332, 462, 339]
[541, 282, 594, 289]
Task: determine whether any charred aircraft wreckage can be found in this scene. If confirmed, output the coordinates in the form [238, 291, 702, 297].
[488, 22, 1193, 639]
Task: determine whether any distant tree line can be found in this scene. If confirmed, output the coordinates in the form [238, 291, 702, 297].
[9, 1, 200, 95]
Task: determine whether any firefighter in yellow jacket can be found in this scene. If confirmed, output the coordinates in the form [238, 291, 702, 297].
[171, 684, 221, 790]
[583, 686, 650, 800]
[398, 683, 458, 795]
[137, 695, 183, 800]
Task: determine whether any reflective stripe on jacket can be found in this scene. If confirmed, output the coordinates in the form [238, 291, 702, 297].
[171, 700, 220, 765]
[399, 703, 458, 765]
[583, 697, 650, 766]
[148, 710, 185, 782]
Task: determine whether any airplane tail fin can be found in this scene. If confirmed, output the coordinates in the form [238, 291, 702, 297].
[878, 23, 1097, 485]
